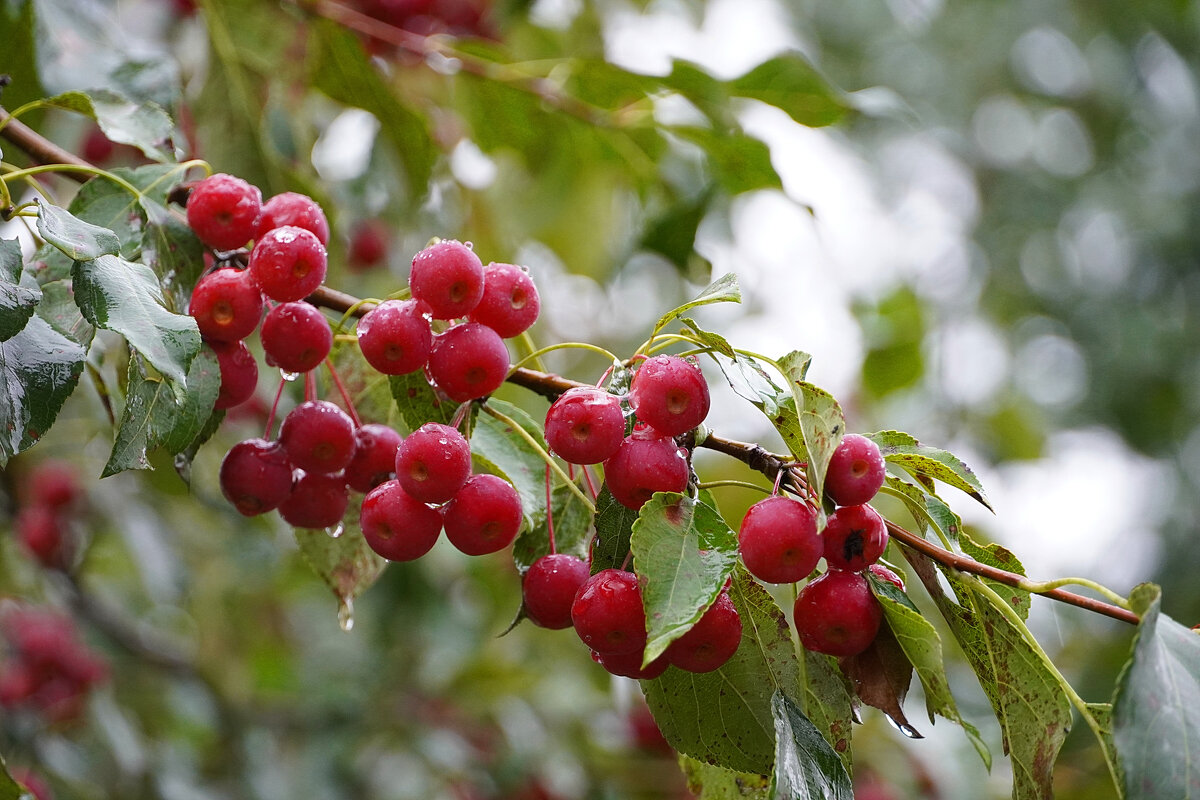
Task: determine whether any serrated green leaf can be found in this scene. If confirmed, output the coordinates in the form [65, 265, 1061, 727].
[882, 474, 964, 548]
[714, 353, 809, 468]
[654, 272, 741, 334]
[795, 648, 855, 771]
[34, 279, 94, 348]
[471, 401, 549, 532]
[678, 316, 736, 358]
[512, 482, 593, 573]
[866, 430, 992, 511]
[173, 409, 226, 487]
[671, 126, 782, 194]
[140, 196, 203, 310]
[591, 485, 639, 574]
[389, 370, 457, 432]
[869, 573, 991, 768]
[903, 548, 1070, 800]
[631, 492, 740, 662]
[294, 503, 386, 618]
[783, 366, 843, 505]
[0, 314, 86, 466]
[72, 254, 201, 396]
[643, 568, 801, 775]
[1113, 583, 1200, 800]
[0, 238, 40, 341]
[40, 89, 175, 162]
[728, 54, 848, 128]
[36, 200, 122, 260]
[769, 691, 854, 800]
[66, 165, 150, 257]
[679, 755, 769, 799]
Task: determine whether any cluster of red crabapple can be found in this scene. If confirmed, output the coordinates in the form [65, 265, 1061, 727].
[0, 605, 108, 727]
[12, 460, 82, 571]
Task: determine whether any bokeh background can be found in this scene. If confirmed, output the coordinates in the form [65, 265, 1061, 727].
[2, 0, 1198, 797]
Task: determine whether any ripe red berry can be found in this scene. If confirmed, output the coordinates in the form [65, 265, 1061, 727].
[360, 479, 444, 561]
[255, 192, 330, 244]
[394, 422, 472, 503]
[15, 506, 67, 568]
[443, 474, 523, 555]
[522, 554, 590, 629]
[24, 461, 80, 510]
[664, 590, 742, 673]
[629, 355, 710, 438]
[344, 424, 403, 493]
[602, 434, 689, 510]
[425, 322, 510, 402]
[868, 563, 906, 592]
[824, 434, 886, 507]
[278, 470, 349, 529]
[189, 268, 264, 343]
[467, 262, 540, 338]
[260, 302, 332, 373]
[571, 569, 647, 656]
[822, 504, 888, 572]
[247, 225, 328, 302]
[793, 570, 883, 657]
[544, 387, 625, 465]
[279, 400, 357, 475]
[186, 173, 262, 251]
[347, 219, 389, 271]
[738, 495, 822, 584]
[219, 438, 294, 515]
[409, 239, 484, 319]
[593, 646, 669, 680]
[211, 340, 259, 410]
[356, 299, 433, 375]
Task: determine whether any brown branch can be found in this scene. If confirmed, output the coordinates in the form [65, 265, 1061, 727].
[0, 106, 95, 182]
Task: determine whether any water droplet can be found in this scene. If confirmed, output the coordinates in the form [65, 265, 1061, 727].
[326, 522, 344, 539]
[281, 370, 299, 382]
[885, 716, 922, 739]
[338, 597, 355, 632]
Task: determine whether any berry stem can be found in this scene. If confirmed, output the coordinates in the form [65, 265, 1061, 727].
[333, 297, 382, 335]
[304, 370, 316, 403]
[324, 358, 363, 427]
[695, 479, 772, 495]
[482, 403, 595, 514]
[580, 465, 599, 500]
[507, 341, 621, 375]
[263, 377, 288, 439]
[545, 463, 557, 555]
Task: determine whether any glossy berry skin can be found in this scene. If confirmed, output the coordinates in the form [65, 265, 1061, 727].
[544, 387, 625, 465]
[824, 434, 886, 507]
[468, 262, 540, 338]
[593, 647, 669, 680]
[409, 240, 485, 319]
[357, 299, 433, 375]
[571, 569, 647, 656]
[247, 225, 328, 302]
[211, 340, 258, 410]
[278, 470, 349, 529]
[629, 355, 710, 438]
[868, 563, 906, 592]
[426, 322, 509, 402]
[189, 268, 264, 343]
[522, 554, 590, 629]
[255, 192, 330, 244]
[602, 435, 689, 510]
[738, 496, 821, 584]
[260, 302, 332, 373]
[219, 438, 294, 516]
[793, 570, 883, 657]
[664, 591, 742, 673]
[822, 504, 888, 572]
[443, 474, 523, 555]
[360, 480, 444, 561]
[344, 424, 403, 493]
[186, 173, 262, 251]
[394, 422, 472, 503]
[279, 400, 357, 475]
[16, 506, 67, 568]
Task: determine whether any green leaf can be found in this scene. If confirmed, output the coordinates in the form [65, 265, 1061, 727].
[782, 361, 843, 505]
[389, 370, 457, 432]
[678, 316, 735, 358]
[40, 89, 175, 162]
[34, 279, 94, 348]
[631, 492, 740, 663]
[512, 482, 594, 573]
[294, 503, 386, 623]
[0, 0, 44, 115]
[679, 756, 769, 799]
[0, 314, 87, 466]
[1113, 582, 1200, 800]
[714, 353, 809, 467]
[903, 548, 1070, 800]
[590, 485, 639, 573]
[640, 189, 715, 278]
[309, 21, 434, 204]
[670, 126, 782, 194]
[882, 474, 964, 548]
[36, 200, 122, 261]
[173, 408, 226, 487]
[1, 750, 34, 800]
[869, 572, 991, 768]
[795, 648, 855, 771]
[866, 430, 992, 511]
[101, 348, 219, 477]
[471, 401, 549, 531]
[72, 254, 201, 397]
[769, 692, 854, 800]
[654, 272, 741, 333]
[0, 238, 41, 341]
[728, 54, 848, 128]
[643, 568, 801, 775]
[139, 197, 203, 309]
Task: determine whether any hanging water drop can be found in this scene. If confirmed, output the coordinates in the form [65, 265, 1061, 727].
[337, 597, 355, 632]
[326, 522, 344, 539]
[280, 370, 300, 382]
[885, 716, 923, 739]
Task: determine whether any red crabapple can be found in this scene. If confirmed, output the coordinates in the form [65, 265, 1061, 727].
[664, 590, 742, 673]
[211, 340, 258, 410]
[356, 299, 433, 375]
[738, 495, 821, 584]
[255, 192, 330, 244]
[279, 400, 357, 475]
[467, 262, 540, 338]
[593, 646, 669, 680]
[219, 438, 294, 515]
[278, 470, 349, 529]
[602, 434, 689, 510]
[189, 268, 263, 343]
[425, 322, 510, 402]
[24, 461, 80, 510]
[344, 424, 404, 493]
[628, 354, 710, 437]
[822, 504, 888, 572]
[348, 219, 389, 271]
[409, 239, 484, 319]
[824, 434, 886, 507]
[522, 554, 590, 630]
[260, 302, 332, 373]
[186, 173, 262, 251]
[544, 387, 625, 465]
[443, 474, 523, 555]
[360, 480, 444, 561]
[793, 570, 882, 657]
[247, 225, 328, 302]
[571, 569, 647, 656]
[394, 422, 472, 503]
[15, 507, 67, 568]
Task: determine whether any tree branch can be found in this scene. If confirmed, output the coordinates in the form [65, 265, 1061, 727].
[0, 107, 95, 182]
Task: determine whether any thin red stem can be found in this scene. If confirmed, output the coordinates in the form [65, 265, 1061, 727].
[581, 465, 599, 500]
[263, 378, 288, 439]
[545, 463, 557, 555]
[324, 358, 362, 427]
